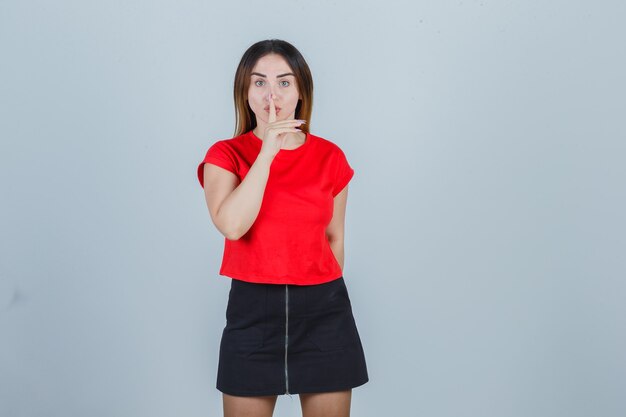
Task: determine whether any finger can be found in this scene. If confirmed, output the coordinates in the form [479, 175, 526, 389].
[269, 119, 305, 126]
[274, 127, 302, 135]
[268, 92, 277, 123]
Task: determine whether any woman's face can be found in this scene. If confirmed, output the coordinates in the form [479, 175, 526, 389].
[248, 53, 301, 123]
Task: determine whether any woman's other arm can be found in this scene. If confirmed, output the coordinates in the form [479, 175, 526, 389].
[325, 185, 349, 271]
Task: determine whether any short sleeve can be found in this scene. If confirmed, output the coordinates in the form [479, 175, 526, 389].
[197, 141, 238, 188]
[332, 147, 355, 197]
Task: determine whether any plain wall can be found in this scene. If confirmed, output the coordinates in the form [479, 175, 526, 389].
[1, 0, 625, 416]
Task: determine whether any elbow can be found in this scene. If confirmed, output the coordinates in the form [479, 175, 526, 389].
[214, 218, 243, 241]
[221, 224, 244, 241]
[224, 230, 242, 240]
[214, 210, 245, 240]
[221, 222, 248, 241]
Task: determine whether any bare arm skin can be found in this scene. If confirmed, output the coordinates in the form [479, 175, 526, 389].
[202, 154, 274, 240]
[326, 185, 349, 271]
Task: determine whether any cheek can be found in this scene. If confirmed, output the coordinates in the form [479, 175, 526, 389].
[247, 90, 263, 107]
[284, 89, 299, 104]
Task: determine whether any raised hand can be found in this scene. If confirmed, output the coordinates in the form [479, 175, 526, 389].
[259, 92, 305, 159]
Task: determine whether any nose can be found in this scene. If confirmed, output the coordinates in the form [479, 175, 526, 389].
[266, 83, 282, 101]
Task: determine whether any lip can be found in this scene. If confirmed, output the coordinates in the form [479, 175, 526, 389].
[264, 107, 281, 113]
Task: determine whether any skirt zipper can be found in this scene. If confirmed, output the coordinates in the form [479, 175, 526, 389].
[285, 284, 290, 395]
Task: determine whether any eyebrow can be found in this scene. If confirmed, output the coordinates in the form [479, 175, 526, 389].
[250, 72, 295, 78]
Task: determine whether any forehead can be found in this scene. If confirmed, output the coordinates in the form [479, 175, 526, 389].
[251, 54, 292, 74]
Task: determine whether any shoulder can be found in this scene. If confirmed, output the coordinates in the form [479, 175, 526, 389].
[308, 132, 348, 157]
[209, 132, 246, 149]
[310, 133, 355, 196]
[197, 133, 247, 185]
[202, 132, 248, 156]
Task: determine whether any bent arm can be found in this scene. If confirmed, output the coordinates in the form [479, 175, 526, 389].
[202, 153, 274, 240]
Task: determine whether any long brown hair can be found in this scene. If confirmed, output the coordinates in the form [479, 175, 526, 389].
[233, 39, 313, 137]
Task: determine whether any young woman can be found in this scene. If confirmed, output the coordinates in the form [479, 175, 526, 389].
[197, 39, 369, 417]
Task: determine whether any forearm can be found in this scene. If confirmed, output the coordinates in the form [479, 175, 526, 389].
[328, 238, 345, 271]
[217, 153, 274, 240]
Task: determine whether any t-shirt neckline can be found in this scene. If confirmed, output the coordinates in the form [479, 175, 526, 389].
[248, 129, 311, 155]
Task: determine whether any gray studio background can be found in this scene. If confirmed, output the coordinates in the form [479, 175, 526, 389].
[1, 1, 625, 416]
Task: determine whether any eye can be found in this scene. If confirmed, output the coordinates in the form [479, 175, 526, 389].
[254, 80, 265, 87]
[280, 80, 290, 87]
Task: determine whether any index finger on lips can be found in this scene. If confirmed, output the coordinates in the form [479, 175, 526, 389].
[268, 92, 277, 123]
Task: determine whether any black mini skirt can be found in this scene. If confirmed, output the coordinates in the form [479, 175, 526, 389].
[216, 276, 369, 396]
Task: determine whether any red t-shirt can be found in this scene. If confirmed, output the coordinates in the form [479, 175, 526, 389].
[197, 129, 354, 285]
